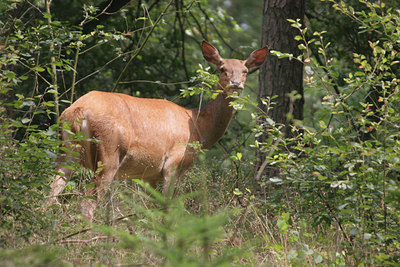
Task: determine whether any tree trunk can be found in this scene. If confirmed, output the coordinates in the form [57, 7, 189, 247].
[255, 0, 305, 184]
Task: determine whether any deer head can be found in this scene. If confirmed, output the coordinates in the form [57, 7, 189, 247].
[201, 41, 268, 94]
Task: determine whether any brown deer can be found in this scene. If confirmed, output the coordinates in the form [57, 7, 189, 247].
[48, 41, 268, 220]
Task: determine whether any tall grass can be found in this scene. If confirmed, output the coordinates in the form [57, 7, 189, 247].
[1, 159, 354, 266]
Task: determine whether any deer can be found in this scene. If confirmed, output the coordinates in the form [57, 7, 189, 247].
[47, 41, 268, 220]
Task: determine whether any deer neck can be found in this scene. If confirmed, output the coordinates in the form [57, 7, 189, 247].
[192, 84, 236, 149]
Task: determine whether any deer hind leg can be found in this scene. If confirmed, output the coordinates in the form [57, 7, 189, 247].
[47, 131, 78, 206]
[48, 115, 85, 206]
[78, 116, 129, 221]
[78, 150, 120, 221]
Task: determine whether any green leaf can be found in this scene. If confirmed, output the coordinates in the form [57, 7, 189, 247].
[294, 35, 302, 41]
[33, 66, 45, 72]
[45, 127, 57, 136]
[43, 12, 52, 19]
[45, 150, 57, 159]
[21, 100, 35, 107]
[277, 213, 290, 233]
[85, 183, 95, 189]
[21, 118, 30, 124]
[270, 177, 283, 183]
[363, 233, 372, 240]
[233, 188, 243, 196]
[331, 70, 339, 78]
[314, 253, 323, 264]
[5, 71, 16, 80]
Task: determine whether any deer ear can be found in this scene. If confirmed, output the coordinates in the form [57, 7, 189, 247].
[201, 41, 223, 66]
[245, 46, 268, 69]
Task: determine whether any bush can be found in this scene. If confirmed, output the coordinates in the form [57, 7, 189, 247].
[253, 1, 400, 265]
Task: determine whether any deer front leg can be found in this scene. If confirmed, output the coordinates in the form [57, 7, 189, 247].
[161, 154, 193, 197]
[162, 170, 178, 197]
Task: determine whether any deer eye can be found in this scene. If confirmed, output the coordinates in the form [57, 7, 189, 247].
[242, 69, 248, 74]
[219, 66, 226, 72]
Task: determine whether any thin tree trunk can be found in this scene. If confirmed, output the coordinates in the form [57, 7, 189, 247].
[255, 0, 305, 186]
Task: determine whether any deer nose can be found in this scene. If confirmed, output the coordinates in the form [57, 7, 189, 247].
[231, 81, 243, 89]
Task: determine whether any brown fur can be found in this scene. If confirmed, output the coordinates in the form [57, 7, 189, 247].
[47, 41, 268, 220]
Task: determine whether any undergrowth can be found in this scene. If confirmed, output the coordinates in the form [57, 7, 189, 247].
[1, 1, 400, 266]
[0, 161, 371, 266]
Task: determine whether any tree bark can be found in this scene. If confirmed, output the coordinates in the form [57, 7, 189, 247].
[255, 0, 305, 182]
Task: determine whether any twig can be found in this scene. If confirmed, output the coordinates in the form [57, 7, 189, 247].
[51, 227, 91, 244]
[73, 50, 134, 87]
[254, 138, 281, 183]
[60, 235, 108, 244]
[188, 10, 206, 39]
[197, 3, 242, 57]
[113, 213, 135, 223]
[112, 0, 174, 92]
[175, 0, 189, 80]
[70, 47, 80, 103]
[45, 0, 59, 121]
[317, 191, 352, 247]
[119, 79, 190, 86]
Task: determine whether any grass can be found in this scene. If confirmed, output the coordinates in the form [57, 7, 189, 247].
[0, 160, 368, 266]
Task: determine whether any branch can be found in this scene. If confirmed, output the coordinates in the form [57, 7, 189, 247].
[60, 235, 108, 244]
[45, 0, 59, 121]
[175, 0, 189, 80]
[188, 10, 206, 39]
[197, 2, 243, 57]
[112, 0, 174, 92]
[50, 227, 91, 244]
[70, 46, 80, 103]
[80, 0, 132, 33]
[71, 50, 133, 88]
[307, 41, 340, 95]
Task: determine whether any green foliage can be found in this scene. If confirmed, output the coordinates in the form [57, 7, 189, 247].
[0, 2, 62, 242]
[1, 0, 400, 266]
[252, 2, 400, 265]
[0, 245, 65, 266]
[0, 0, 253, 263]
[0, 117, 59, 242]
[180, 65, 219, 98]
[93, 180, 243, 266]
